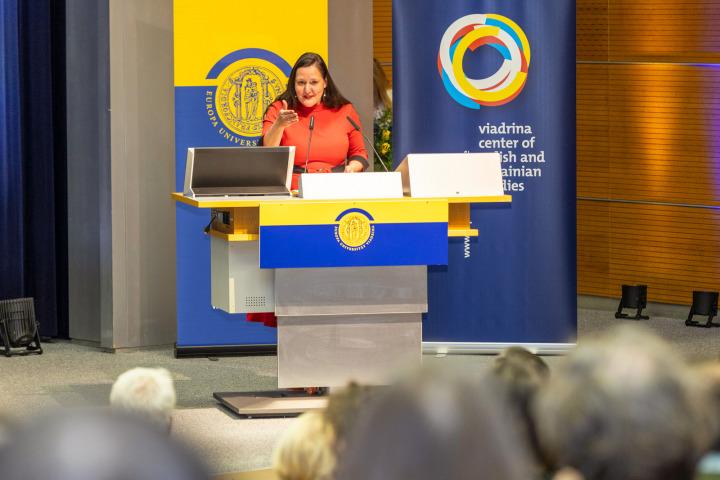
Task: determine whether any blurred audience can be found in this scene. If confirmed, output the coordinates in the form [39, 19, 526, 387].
[692, 361, 720, 478]
[334, 369, 533, 480]
[0, 413, 14, 451]
[322, 382, 374, 456]
[273, 410, 336, 480]
[0, 410, 209, 480]
[7, 325, 720, 480]
[535, 324, 715, 480]
[491, 346, 552, 475]
[110, 366, 176, 431]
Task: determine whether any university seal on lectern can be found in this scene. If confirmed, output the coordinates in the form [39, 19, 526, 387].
[334, 209, 375, 252]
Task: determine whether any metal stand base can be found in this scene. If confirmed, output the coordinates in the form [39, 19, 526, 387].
[615, 306, 649, 320]
[213, 390, 328, 418]
[685, 314, 719, 328]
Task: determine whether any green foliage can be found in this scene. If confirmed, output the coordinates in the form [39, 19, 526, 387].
[373, 107, 393, 172]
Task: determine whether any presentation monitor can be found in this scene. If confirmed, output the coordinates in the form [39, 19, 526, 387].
[183, 146, 295, 197]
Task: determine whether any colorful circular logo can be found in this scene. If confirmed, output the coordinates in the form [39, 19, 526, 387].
[205, 49, 292, 145]
[334, 209, 375, 251]
[438, 14, 530, 109]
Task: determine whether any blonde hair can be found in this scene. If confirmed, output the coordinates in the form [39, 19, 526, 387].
[373, 58, 392, 111]
[273, 411, 336, 480]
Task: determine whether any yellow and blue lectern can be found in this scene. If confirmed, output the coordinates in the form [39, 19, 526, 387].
[173, 189, 509, 413]
[173, 153, 510, 415]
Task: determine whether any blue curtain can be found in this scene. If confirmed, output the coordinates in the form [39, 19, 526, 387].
[0, 0, 67, 337]
[0, 0, 25, 301]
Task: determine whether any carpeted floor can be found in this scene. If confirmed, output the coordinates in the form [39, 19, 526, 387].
[1, 304, 719, 473]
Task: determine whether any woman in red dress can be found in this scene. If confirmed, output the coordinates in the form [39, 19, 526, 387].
[262, 52, 368, 188]
[248, 52, 369, 329]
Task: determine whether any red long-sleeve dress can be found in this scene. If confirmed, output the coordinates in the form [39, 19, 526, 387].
[262, 100, 368, 190]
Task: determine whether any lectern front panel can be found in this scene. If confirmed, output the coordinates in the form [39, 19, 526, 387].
[277, 313, 422, 388]
[274, 266, 427, 316]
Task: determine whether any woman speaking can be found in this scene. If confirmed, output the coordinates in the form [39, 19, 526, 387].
[262, 52, 368, 190]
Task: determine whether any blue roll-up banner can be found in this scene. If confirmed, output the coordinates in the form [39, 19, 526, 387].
[393, 1, 576, 343]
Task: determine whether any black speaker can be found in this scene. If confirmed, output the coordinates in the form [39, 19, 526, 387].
[615, 284, 649, 320]
[685, 291, 719, 328]
[0, 298, 43, 357]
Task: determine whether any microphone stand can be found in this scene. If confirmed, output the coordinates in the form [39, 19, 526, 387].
[346, 116, 389, 172]
[304, 115, 315, 173]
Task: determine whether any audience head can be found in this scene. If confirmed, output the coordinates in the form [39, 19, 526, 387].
[492, 346, 550, 406]
[0, 410, 209, 480]
[693, 361, 720, 451]
[491, 346, 551, 471]
[273, 410, 336, 480]
[335, 369, 532, 480]
[110, 367, 176, 430]
[322, 382, 374, 454]
[536, 324, 714, 480]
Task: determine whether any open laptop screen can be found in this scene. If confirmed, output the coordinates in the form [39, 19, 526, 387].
[183, 146, 294, 197]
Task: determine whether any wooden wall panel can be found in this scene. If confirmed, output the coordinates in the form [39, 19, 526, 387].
[577, 63, 609, 197]
[608, 0, 720, 63]
[578, 64, 720, 205]
[577, 0, 608, 61]
[373, 0, 393, 85]
[578, 0, 720, 305]
[579, 201, 720, 305]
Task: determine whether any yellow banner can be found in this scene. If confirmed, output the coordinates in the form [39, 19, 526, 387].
[173, 0, 328, 145]
[174, 0, 328, 87]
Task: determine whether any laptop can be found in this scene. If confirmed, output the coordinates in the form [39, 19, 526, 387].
[183, 146, 294, 197]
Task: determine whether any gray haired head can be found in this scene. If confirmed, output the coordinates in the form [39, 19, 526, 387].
[535, 324, 715, 480]
[335, 369, 533, 480]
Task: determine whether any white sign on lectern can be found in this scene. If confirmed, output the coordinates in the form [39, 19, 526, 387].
[395, 152, 503, 197]
[298, 172, 403, 200]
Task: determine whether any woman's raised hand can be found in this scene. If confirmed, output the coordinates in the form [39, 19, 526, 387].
[276, 100, 298, 128]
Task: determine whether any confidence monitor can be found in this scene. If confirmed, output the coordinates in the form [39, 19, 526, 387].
[183, 146, 295, 197]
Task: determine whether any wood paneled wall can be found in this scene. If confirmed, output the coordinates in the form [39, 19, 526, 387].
[375, 1, 720, 305]
[578, 0, 720, 305]
[373, 0, 392, 85]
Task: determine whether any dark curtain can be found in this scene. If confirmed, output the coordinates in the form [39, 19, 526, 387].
[0, 0, 68, 337]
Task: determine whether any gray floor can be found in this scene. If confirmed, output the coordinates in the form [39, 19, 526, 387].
[1, 305, 718, 474]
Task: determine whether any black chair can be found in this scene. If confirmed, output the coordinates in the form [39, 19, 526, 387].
[685, 291, 719, 328]
[615, 284, 649, 320]
[0, 298, 43, 357]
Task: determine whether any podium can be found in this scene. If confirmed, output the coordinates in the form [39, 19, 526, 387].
[172, 190, 509, 415]
[173, 152, 510, 416]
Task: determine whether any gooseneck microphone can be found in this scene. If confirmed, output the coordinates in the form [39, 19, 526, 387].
[346, 115, 389, 172]
[304, 115, 315, 173]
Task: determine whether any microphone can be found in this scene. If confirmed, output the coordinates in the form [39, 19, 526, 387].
[346, 115, 389, 172]
[304, 115, 315, 173]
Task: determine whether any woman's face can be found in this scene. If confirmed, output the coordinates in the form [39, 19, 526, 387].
[294, 64, 327, 108]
